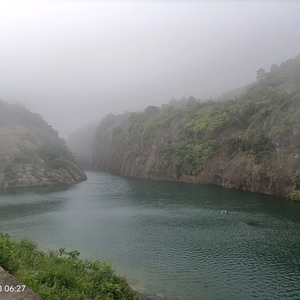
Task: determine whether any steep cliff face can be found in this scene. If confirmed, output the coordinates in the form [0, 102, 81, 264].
[92, 55, 300, 201]
[0, 101, 87, 189]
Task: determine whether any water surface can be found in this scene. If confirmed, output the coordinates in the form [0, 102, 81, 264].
[0, 170, 300, 300]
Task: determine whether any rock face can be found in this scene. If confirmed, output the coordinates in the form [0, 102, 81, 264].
[91, 55, 300, 201]
[0, 101, 87, 189]
[92, 116, 299, 200]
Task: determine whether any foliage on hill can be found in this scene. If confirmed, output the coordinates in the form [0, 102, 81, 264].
[93, 54, 300, 200]
[0, 100, 86, 188]
[0, 102, 51, 129]
[0, 233, 139, 300]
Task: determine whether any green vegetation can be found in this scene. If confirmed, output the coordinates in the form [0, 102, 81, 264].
[272, 153, 286, 169]
[96, 112, 131, 134]
[241, 133, 275, 164]
[142, 110, 179, 140]
[159, 139, 215, 175]
[15, 141, 76, 173]
[134, 149, 147, 164]
[36, 140, 76, 170]
[0, 100, 84, 189]
[95, 54, 300, 198]
[4, 165, 19, 187]
[49, 157, 72, 170]
[128, 106, 183, 140]
[184, 106, 230, 135]
[0, 233, 139, 300]
[290, 170, 300, 200]
[292, 170, 300, 189]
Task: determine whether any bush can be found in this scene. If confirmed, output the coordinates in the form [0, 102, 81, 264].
[4, 165, 19, 186]
[158, 139, 215, 175]
[129, 109, 182, 140]
[0, 233, 140, 300]
[184, 106, 230, 135]
[241, 133, 275, 164]
[292, 170, 300, 190]
[49, 158, 71, 170]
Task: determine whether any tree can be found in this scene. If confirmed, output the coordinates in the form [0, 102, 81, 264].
[144, 106, 159, 115]
[256, 68, 266, 81]
[270, 64, 279, 72]
[186, 96, 200, 110]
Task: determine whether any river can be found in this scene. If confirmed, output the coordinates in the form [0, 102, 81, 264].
[0, 170, 300, 300]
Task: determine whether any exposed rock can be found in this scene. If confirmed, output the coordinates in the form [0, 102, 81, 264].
[92, 118, 299, 200]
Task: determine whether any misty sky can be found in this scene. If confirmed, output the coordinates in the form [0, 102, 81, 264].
[1, 1, 300, 137]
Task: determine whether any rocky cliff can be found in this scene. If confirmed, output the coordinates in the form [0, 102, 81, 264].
[92, 55, 300, 201]
[0, 101, 87, 189]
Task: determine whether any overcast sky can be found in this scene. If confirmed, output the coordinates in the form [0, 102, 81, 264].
[1, 1, 300, 137]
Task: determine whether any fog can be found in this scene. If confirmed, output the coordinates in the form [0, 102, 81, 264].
[1, 1, 300, 137]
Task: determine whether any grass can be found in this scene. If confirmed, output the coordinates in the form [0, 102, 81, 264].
[0, 233, 140, 300]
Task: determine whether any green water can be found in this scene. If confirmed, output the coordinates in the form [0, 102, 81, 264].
[0, 170, 300, 300]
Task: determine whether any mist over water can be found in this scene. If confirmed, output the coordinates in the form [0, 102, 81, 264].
[1, 171, 300, 300]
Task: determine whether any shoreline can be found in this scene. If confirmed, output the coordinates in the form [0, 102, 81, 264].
[131, 284, 166, 300]
[130, 284, 167, 300]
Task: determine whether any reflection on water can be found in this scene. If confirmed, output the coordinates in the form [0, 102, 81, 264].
[0, 184, 72, 196]
[0, 170, 300, 300]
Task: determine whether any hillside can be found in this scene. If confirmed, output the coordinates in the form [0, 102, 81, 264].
[0, 101, 87, 189]
[91, 54, 300, 201]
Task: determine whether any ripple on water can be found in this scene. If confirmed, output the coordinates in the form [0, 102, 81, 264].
[0, 171, 300, 300]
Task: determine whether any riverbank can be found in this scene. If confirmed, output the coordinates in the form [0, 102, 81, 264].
[132, 284, 165, 300]
[0, 233, 140, 300]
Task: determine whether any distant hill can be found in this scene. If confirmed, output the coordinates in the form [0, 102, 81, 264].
[67, 122, 99, 168]
[91, 54, 300, 201]
[0, 101, 86, 189]
[219, 82, 255, 102]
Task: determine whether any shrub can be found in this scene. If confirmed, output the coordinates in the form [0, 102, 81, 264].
[184, 106, 230, 135]
[241, 133, 275, 164]
[158, 139, 215, 175]
[4, 165, 19, 186]
[49, 158, 71, 170]
[141, 110, 182, 140]
[292, 170, 300, 190]
[0, 233, 139, 300]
